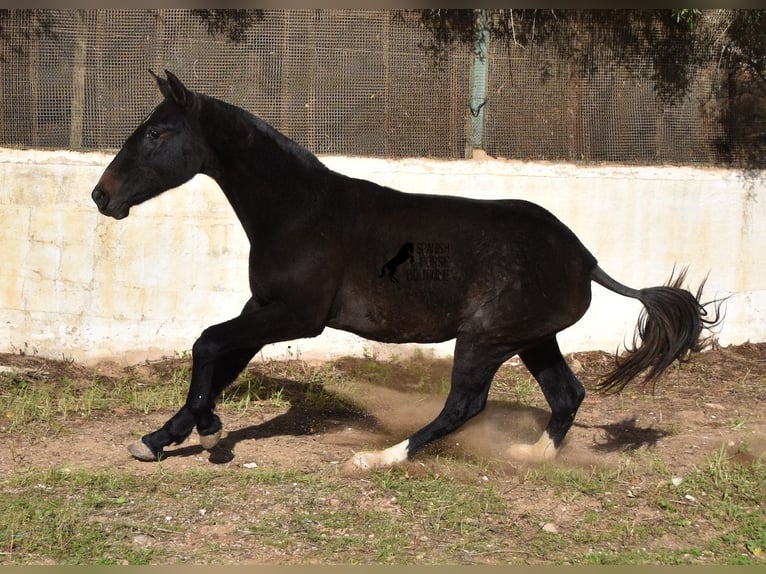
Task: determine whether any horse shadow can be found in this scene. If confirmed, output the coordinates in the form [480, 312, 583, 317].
[157, 372, 384, 464]
[447, 403, 670, 460]
[155, 369, 671, 464]
[577, 417, 671, 453]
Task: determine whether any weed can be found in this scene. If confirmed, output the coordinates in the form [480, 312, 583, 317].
[731, 418, 748, 431]
[531, 464, 617, 497]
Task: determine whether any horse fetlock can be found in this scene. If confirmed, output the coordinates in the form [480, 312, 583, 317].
[194, 411, 222, 441]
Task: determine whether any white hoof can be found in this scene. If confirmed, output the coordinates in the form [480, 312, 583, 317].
[508, 432, 558, 464]
[348, 451, 378, 470]
[346, 440, 410, 471]
[198, 428, 222, 450]
[128, 440, 157, 461]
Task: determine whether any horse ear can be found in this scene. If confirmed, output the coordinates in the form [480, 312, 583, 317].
[149, 68, 171, 99]
[148, 69, 189, 108]
[164, 70, 189, 108]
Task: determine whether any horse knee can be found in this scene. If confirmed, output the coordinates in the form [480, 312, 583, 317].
[192, 329, 223, 364]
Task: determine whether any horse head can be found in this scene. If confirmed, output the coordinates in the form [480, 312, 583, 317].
[91, 70, 209, 219]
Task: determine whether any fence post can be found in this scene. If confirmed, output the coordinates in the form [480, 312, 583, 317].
[465, 9, 489, 158]
[69, 9, 87, 149]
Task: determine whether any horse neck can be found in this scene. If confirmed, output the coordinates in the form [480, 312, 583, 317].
[197, 95, 329, 236]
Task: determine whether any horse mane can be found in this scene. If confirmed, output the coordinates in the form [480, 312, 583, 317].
[196, 91, 329, 174]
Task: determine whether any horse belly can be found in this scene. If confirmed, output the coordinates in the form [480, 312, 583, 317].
[327, 281, 464, 343]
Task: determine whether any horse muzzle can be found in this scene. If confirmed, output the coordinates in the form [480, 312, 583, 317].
[91, 186, 129, 220]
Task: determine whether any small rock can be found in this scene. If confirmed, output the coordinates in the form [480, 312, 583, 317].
[671, 477, 683, 487]
[685, 494, 697, 503]
[542, 523, 559, 534]
[132, 534, 153, 547]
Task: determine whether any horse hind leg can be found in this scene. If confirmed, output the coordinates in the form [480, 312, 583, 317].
[508, 337, 585, 463]
[347, 338, 509, 470]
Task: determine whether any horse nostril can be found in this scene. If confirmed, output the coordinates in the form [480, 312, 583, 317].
[91, 187, 109, 209]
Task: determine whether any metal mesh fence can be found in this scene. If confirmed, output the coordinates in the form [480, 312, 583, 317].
[0, 9, 759, 165]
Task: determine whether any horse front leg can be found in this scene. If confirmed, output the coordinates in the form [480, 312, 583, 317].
[128, 345, 259, 461]
[128, 300, 324, 461]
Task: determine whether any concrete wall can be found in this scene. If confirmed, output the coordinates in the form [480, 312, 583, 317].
[1, 147, 763, 364]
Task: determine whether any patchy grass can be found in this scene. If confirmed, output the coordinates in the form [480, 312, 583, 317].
[0, 347, 765, 564]
[0, 358, 356, 436]
[0, 467, 155, 564]
[1, 450, 761, 564]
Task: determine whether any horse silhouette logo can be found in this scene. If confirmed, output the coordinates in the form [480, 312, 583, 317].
[379, 242, 414, 283]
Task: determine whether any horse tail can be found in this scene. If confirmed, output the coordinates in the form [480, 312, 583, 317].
[591, 265, 724, 393]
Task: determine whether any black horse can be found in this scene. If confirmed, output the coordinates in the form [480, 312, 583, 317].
[92, 71, 720, 467]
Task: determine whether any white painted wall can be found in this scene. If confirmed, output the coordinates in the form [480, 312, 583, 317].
[1, 147, 762, 364]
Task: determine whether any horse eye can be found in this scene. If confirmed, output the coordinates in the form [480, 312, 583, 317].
[146, 128, 160, 139]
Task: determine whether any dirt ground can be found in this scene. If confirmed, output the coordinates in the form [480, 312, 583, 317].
[0, 341, 764, 564]
[1, 341, 764, 477]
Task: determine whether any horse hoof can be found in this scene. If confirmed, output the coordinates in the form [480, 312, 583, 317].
[128, 439, 158, 461]
[340, 452, 375, 473]
[507, 433, 558, 464]
[345, 440, 410, 471]
[507, 443, 539, 463]
[198, 428, 222, 450]
[350, 452, 373, 470]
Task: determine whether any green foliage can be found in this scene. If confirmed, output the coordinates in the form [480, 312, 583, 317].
[412, 9, 766, 105]
[672, 9, 703, 26]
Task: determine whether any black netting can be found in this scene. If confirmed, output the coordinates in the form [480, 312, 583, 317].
[0, 9, 760, 165]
